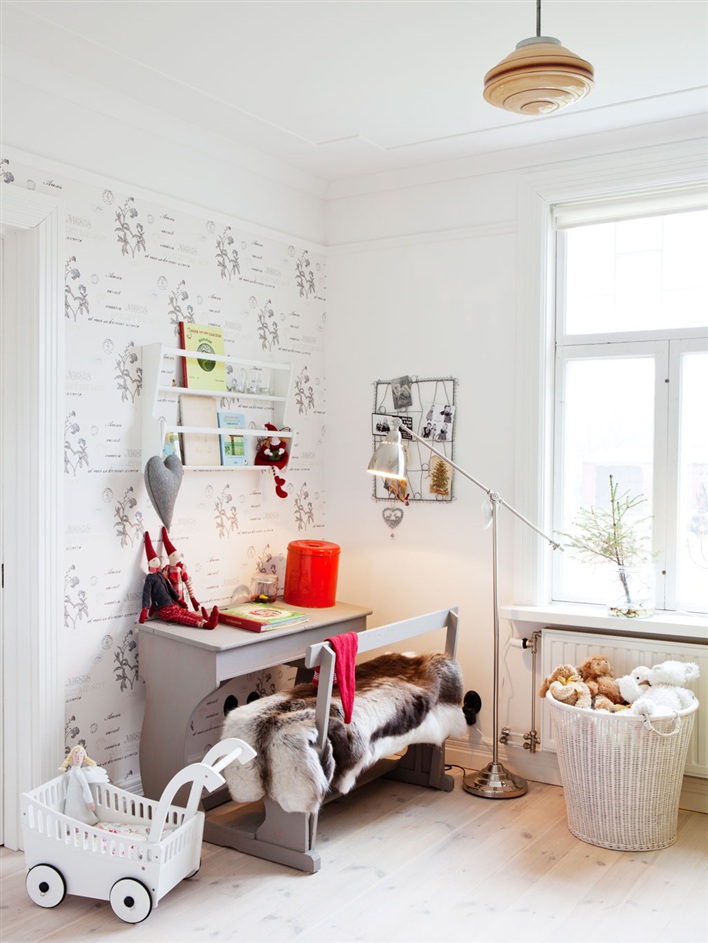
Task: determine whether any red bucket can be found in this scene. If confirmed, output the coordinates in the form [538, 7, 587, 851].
[283, 540, 340, 608]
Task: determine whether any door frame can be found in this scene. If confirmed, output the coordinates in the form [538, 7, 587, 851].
[1, 185, 64, 849]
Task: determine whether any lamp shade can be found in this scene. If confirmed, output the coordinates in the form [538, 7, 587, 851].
[483, 36, 594, 115]
[367, 427, 407, 480]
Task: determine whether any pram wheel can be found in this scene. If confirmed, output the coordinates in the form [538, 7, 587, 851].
[109, 877, 153, 923]
[26, 864, 66, 908]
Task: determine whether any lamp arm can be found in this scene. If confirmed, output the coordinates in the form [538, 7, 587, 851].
[401, 423, 561, 552]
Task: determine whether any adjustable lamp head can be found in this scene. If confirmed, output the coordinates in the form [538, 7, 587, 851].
[367, 419, 407, 481]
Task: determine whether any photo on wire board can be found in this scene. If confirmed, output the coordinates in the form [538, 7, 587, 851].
[371, 413, 413, 438]
[420, 403, 455, 443]
[391, 375, 413, 410]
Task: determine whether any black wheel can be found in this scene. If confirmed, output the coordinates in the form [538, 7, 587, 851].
[26, 864, 66, 908]
[109, 877, 153, 923]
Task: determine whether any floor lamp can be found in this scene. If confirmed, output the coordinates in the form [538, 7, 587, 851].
[367, 417, 561, 798]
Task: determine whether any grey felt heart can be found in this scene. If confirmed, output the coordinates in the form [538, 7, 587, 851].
[144, 454, 183, 530]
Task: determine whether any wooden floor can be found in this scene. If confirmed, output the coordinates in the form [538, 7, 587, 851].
[2, 770, 707, 943]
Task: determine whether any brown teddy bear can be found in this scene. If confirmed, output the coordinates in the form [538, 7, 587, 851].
[577, 655, 625, 711]
[539, 664, 592, 709]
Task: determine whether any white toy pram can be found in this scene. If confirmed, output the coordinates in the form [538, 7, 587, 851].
[21, 738, 255, 924]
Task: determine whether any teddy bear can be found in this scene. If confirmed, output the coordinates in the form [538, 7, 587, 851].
[539, 664, 592, 709]
[617, 660, 699, 719]
[577, 655, 625, 711]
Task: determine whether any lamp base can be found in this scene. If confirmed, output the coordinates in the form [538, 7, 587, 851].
[462, 761, 528, 799]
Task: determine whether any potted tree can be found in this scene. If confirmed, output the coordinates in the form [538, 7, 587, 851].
[560, 475, 655, 618]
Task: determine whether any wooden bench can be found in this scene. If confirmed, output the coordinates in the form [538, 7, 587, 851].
[202, 607, 465, 872]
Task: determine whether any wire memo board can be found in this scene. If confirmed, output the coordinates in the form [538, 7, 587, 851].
[372, 376, 458, 503]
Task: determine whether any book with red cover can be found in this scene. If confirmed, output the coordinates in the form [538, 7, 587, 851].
[218, 604, 308, 632]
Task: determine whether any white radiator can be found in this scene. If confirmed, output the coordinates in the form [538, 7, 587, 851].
[540, 629, 707, 779]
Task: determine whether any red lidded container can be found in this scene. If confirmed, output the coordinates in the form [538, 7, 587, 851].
[283, 540, 341, 608]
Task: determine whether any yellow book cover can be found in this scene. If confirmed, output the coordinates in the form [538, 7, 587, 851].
[179, 321, 227, 391]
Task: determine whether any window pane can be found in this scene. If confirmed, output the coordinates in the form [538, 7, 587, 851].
[555, 356, 655, 604]
[677, 350, 708, 612]
[564, 209, 708, 335]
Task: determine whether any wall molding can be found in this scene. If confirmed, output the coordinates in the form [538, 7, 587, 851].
[1, 185, 65, 850]
[2, 144, 328, 254]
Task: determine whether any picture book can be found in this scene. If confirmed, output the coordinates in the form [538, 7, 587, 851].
[161, 430, 181, 461]
[179, 394, 221, 467]
[218, 604, 309, 632]
[218, 410, 248, 466]
[179, 321, 227, 391]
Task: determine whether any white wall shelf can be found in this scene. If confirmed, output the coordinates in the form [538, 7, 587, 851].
[141, 343, 295, 470]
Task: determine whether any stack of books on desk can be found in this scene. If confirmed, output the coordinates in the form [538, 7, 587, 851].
[218, 604, 309, 632]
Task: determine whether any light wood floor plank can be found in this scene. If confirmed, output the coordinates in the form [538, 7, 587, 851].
[1, 773, 706, 943]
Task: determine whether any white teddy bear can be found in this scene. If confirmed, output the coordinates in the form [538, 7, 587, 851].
[617, 660, 699, 720]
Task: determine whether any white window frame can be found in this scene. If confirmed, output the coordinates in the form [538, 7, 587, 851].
[513, 141, 708, 610]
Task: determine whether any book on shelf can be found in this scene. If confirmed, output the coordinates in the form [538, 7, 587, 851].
[218, 603, 309, 632]
[161, 430, 181, 461]
[179, 321, 227, 391]
[179, 394, 221, 466]
[218, 410, 248, 466]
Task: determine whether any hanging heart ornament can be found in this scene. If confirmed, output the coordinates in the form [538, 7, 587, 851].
[144, 454, 184, 530]
[383, 507, 404, 530]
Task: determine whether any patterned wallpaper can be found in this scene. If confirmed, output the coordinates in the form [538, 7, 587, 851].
[2, 155, 328, 787]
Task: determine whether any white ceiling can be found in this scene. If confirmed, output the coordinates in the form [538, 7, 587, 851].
[3, 0, 708, 183]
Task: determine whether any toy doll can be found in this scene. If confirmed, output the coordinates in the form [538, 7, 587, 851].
[59, 744, 109, 825]
[161, 527, 200, 611]
[140, 532, 218, 629]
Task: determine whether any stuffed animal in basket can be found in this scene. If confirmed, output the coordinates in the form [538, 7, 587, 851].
[59, 745, 109, 825]
[577, 655, 625, 711]
[539, 664, 592, 709]
[617, 660, 699, 720]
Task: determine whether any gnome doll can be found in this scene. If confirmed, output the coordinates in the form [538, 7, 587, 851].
[139, 532, 218, 629]
[161, 527, 200, 611]
[255, 423, 290, 499]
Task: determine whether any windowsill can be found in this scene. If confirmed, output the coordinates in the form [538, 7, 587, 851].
[500, 603, 708, 643]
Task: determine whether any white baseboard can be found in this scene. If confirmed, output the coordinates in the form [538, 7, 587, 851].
[445, 738, 707, 815]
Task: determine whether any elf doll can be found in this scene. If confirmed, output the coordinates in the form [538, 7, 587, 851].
[255, 423, 290, 498]
[139, 532, 218, 629]
[161, 527, 200, 611]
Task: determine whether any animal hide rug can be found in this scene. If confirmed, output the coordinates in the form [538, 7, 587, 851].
[221, 651, 466, 814]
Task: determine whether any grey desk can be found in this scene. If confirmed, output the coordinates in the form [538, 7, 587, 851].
[137, 600, 371, 800]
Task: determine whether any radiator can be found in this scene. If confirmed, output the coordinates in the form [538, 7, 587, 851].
[540, 629, 707, 779]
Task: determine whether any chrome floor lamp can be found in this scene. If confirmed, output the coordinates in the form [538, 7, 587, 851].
[367, 417, 561, 798]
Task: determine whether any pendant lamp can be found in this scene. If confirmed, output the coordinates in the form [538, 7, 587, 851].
[483, 0, 594, 115]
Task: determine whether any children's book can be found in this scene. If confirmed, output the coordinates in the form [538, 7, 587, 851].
[218, 604, 309, 632]
[179, 394, 221, 467]
[179, 321, 227, 391]
[161, 430, 181, 461]
[218, 411, 248, 466]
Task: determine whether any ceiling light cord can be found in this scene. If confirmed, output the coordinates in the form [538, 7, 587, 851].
[536, 0, 541, 38]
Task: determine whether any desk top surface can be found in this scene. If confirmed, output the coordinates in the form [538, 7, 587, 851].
[137, 599, 372, 653]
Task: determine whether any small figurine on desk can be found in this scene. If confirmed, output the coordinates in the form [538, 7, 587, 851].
[139, 532, 218, 629]
[161, 527, 200, 611]
[59, 744, 109, 825]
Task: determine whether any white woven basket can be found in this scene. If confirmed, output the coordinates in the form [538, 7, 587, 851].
[545, 691, 698, 851]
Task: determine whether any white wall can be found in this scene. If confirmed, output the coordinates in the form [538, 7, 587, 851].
[324, 117, 708, 780]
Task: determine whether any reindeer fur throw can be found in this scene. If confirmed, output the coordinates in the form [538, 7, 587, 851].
[221, 651, 466, 814]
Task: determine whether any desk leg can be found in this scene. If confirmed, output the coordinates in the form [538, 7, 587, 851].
[138, 633, 219, 800]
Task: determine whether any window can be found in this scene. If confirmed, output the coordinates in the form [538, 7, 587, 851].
[552, 197, 708, 614]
